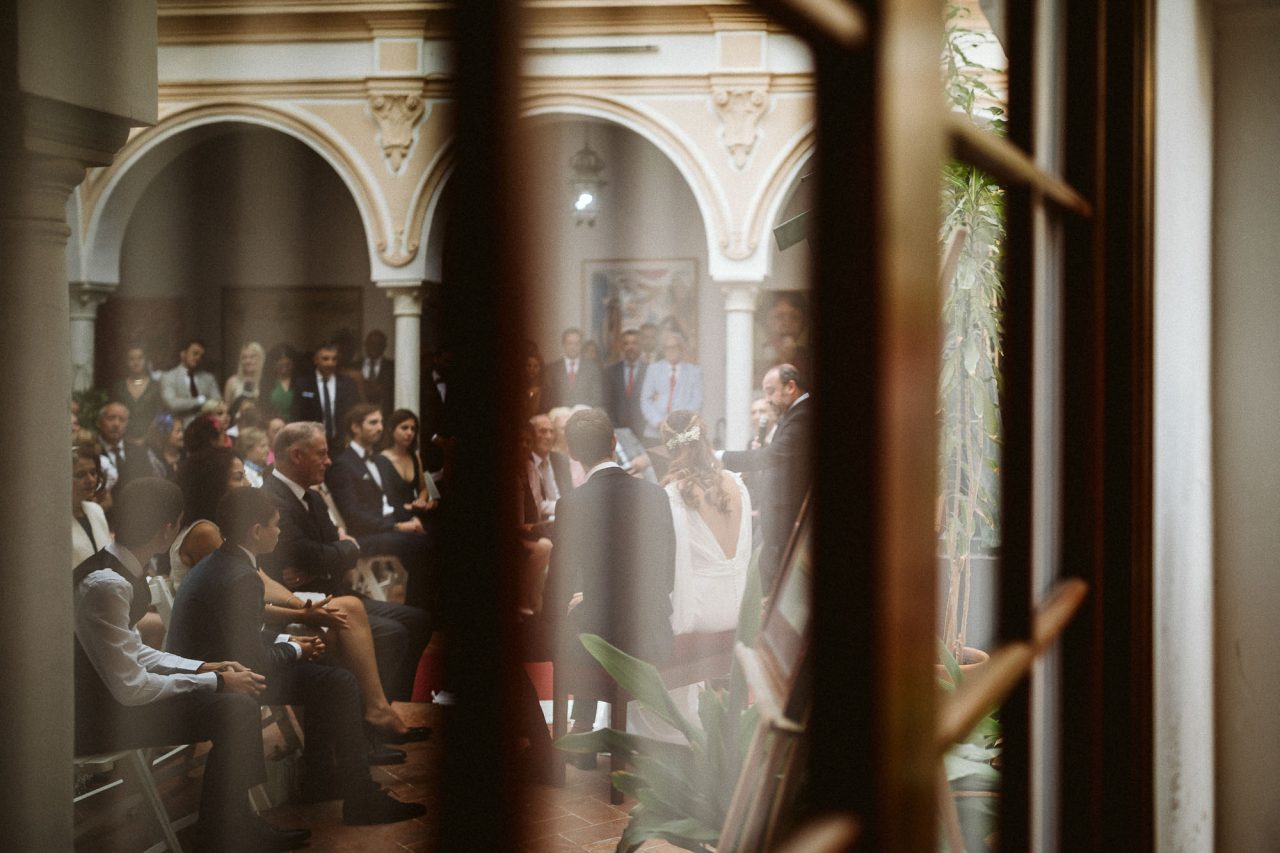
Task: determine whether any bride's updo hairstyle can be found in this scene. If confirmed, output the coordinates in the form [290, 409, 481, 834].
[660, 410, 732, 513]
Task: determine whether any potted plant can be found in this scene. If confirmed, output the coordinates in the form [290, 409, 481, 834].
[937, 0, 1006, 670]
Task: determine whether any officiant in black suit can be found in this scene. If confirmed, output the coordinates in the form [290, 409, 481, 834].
[294, 342, 360, 454]
[552, 408, 675, 738]
[719, 363, 812, 591]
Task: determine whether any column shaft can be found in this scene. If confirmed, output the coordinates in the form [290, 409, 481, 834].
[0, 154, 85, 847]
[721, 282, 760, 451]
[69, 282, 113, 391]
[383, 283, 424, 415]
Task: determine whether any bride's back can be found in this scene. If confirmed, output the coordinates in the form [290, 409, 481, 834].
[678, 471, 743, 560]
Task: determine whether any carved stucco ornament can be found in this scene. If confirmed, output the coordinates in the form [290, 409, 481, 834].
[378, 228, 420, 267]
[712, 86, 768, 170]
[369, 92, 425, 172]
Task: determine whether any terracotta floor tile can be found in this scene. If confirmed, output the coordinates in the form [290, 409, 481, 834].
[524, 811, 592, 839]
[560, 794, 631, 825]
[523, 834, 588, 853]
[583, 838, 626, 852]
[560, 816, 633, 846]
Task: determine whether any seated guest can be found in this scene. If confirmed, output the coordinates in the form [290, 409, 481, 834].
[97, 401, 149, 499]
[183, 413, 224, 456]
[160, 339, 221, 427]
[327, 404, 433, 609]
[172, 446, 422, 746]
[553, 408, 675, 753]
[201, 398, 232, 447]
[144, 413, 184, 481]
[168, 488, 427, 824]
[73, 477, 308, 849]
[237, 427, 270, 487]
[263, 421, 430, 702]
[380, 409, 441, 518]
[72, 445, 110, 568]
[528, 414, 573, 520]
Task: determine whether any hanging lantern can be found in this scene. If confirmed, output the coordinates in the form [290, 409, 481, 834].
[568, 129, 606, 227]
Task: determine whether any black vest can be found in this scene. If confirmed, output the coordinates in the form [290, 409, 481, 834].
[73, 549, 151, 747]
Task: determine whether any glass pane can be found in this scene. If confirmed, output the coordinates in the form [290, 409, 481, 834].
[939, 2, 1008, 850]
[517, 3, 816, 849]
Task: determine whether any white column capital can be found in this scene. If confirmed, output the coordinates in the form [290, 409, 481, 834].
[68, 281, 114, 321]
[719, 280, 762, 313]
[380, 280, 424, 317]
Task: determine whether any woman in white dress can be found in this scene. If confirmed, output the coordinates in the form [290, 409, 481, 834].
[629, 410, 752, 740]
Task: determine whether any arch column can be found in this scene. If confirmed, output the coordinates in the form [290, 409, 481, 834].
[381, 281, 424, 414]
[720, 280, 761, 450]
[68, 281, 114, 391]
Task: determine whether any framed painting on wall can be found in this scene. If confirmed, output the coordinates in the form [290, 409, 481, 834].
[582, 258, 699, 363]
[753, 289, 812, 387]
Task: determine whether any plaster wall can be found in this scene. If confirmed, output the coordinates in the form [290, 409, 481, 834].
[1211, 3, 1280, 848]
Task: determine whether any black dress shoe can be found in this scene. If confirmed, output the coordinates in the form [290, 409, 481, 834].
[367, 742, 408, 765]
[342, 786, 428, 825]
[247, 814, 312, 849]
[364, 721, 432, 744]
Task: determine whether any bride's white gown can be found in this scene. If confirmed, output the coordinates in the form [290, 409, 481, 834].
[627, 471, 752, 742]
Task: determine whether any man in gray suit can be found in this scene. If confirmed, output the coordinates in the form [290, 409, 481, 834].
[160, 339, 221, 426]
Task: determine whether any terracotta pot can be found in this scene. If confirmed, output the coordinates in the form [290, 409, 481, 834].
[936, 645, 990, 683]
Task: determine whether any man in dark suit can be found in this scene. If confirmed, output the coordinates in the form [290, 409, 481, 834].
[261, 421, 430, 703]
[327, 404, 434, 607]
[720, 363, 812, 591]
[553, 408, 675, 739]
[603, 328, 648, 438]
[360, 329, 395, 418]
[293, 342, 360, 454]
[96, 401, 151, 499]
[544, 327, 603, 409]
[73, 477, 309, 849]
[168, 487, 426, 825]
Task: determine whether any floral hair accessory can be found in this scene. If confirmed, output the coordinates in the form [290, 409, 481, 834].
[665, 423, 701, 451]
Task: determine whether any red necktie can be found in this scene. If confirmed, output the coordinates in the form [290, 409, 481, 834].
[568, 362, 577, 389]
[625, 363, 635, 397]
[667, 365, 677, 414]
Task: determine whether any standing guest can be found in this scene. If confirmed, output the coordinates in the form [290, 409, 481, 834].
[581, 339, 603, 371]
[719, 364, 812, 591]
[419, 346, 454, 474]
[294, 342, 360, 454]
[360, 330, 396, 417]
[638, 331, 704, 441]
[71, 446, 110, 568]
[73, 477, 309, 850]
[545, 328, 603, 409]
[553, 409, 675, 752]
[263, 421, 431, 702]
[223, 341, 264, 407]
[237, 427, 271, 487]
[109, 344, 166, 446]
[380, 409, 441, 517]
[604, 328, 648, 438]
[264, 344, 298, 421]
[160, 339, 222, 426]
[97, 401, 149, 498]
[143, 413, 184, 481]
[168, 487, 428, 825]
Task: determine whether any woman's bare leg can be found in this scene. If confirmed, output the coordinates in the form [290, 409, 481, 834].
[325, 595, 409, 734]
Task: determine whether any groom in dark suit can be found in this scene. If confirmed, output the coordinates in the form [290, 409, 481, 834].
[168, 487, 426, 825]
[720, 363, 812, 591]
[552, 408, 675, 736]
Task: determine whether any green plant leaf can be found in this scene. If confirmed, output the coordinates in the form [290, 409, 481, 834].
[578, 633, 704, 746]
[554, 727, 698, 775]
[938, 638, 963, 686]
